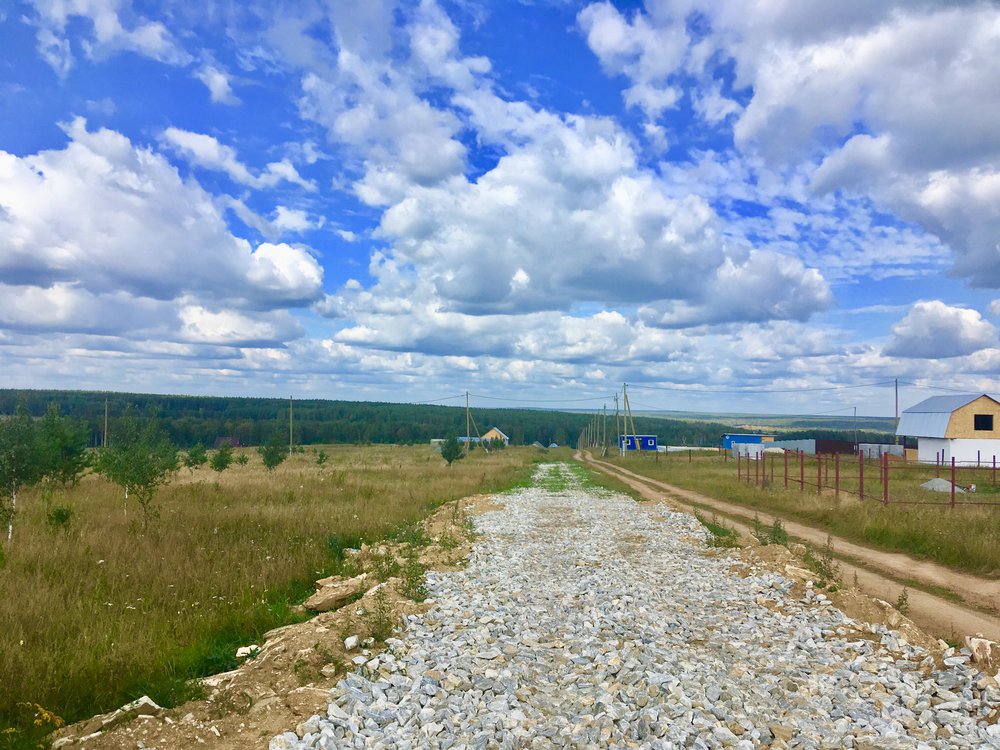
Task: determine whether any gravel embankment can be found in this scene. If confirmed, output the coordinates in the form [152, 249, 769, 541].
[271, 463, 1000, 749]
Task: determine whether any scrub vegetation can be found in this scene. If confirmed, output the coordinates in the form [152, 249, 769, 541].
[0, 444, 535, 749]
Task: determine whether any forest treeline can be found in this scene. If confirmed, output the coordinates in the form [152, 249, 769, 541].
[0, 389, 894, 449]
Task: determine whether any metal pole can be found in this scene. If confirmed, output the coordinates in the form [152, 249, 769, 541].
[737, 450, 741, 482]
[799, 450, 804, 491]
[817, 452, 822, 495]
[882, 452, 889, 506]
[859, 449, 864, 501]
[951, 457, 956, 509]
[835, 452, 840, 499]
[894, 378, 899, 445]
[784, 449, 788, 489]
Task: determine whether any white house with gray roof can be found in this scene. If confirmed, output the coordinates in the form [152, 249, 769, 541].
[896, 393, 1000, 465]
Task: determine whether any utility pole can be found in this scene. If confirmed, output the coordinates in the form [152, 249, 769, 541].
[853, 406, 858, 449]
[466, 391, 471, 456]
[622, 383, 638, 457]
[894, 378, 899, 445]
[103, 398, 109, 448]
[289, 395, 294, 453]
[614, 394, 621, 456]
[603, 404, 608, 456]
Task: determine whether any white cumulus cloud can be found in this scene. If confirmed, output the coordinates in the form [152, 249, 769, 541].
[885, 301, 998, 359]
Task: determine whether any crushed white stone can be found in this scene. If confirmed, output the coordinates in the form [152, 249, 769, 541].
[272, 463, 1000, 749]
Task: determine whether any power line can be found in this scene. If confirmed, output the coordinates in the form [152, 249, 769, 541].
[469, 393, 613, 404]
[897, 380, 995, 394]
[410, 394, 466, 405]
[629, 380, 895, 395]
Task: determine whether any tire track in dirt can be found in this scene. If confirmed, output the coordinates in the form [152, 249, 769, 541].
[579, 451, 1000, 643]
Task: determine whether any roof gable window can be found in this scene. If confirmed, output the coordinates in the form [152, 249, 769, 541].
[974, 414, 994, 431]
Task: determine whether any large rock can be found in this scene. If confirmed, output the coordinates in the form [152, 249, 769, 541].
[304, 573, 370, 612]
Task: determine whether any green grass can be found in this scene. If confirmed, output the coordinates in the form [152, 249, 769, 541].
[604, 453, 1000, 576]
[534, 461, 641, 499]
[0, 445, 536, 749]
[694, 512, 741, 548]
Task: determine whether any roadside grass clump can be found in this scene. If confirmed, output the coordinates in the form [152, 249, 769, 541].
[0, 445, 535, 746]
[437, 529, 459, 549]
[896, 587, 911, 615]
[605, 454, 1000, 576]
[371, 549, 401, 582]
[695, 512, 741, 548]
[751, 514, 788, 546]
[803, 535, 841, 589]
[367, 588, 395, 642]
[399, 550, 428, 602]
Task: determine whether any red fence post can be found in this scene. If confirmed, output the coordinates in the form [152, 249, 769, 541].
[993, 455, 996, 486]
[737, 450, 741, 482]
[858, 449, 864, 501]
[783, 449, 788, 489]
[817, 452, 823, 495]
[951, 457, 956, 509]
[800, 450, 805, 491]
[835, 452, 840, 499]
[882, 452, 889, 506]
[755, 452, 760, 485]
[936, 451, 940, 479]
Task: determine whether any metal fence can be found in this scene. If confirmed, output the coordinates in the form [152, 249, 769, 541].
[735, 449, 1000, 508]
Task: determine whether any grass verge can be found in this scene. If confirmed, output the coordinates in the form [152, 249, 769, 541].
[0, 445, 536, 749]
[604, 453, 1000, 576]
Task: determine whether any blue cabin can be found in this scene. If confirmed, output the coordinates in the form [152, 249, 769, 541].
[620, 434, 658, 452]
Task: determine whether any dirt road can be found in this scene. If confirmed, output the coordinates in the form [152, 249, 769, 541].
[579, 451, 1000, 643]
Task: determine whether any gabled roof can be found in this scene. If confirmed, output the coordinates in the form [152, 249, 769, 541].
[901, 394, 990, 414]
[896, 394, 1000, 438]
[484, 427, 509, 440]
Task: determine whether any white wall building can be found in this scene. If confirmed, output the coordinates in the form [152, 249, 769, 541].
[896, 394, 1000, 465]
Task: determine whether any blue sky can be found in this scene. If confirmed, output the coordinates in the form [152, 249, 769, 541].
[1, 0, 998, 417]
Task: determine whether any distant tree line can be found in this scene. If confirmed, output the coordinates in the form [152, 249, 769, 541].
[0, 389, 895, 451]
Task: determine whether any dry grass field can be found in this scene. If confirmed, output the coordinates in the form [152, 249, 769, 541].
[606, 452, 1000, 576]
[0, 444, 535, 748]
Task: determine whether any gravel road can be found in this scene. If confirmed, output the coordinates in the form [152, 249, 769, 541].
[271, 463, 1000, 749]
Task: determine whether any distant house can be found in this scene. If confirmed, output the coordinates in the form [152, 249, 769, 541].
[531, 441, 545, 448]
[548, 442, 559, 449]
[214, 437, 242, 449]
[481, 427, 510, 446]
[896, 394, 1000, 465]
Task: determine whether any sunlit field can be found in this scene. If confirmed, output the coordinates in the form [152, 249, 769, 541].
[605, 451, 1000, 576]
[0, 444, 535, 745]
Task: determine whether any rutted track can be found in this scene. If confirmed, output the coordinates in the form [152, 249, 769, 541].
[579, 451, 1000, 643]
[271, 463, 1000, 749]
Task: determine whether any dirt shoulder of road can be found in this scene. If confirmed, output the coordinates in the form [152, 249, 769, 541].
[579, 451, 1000, 645]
